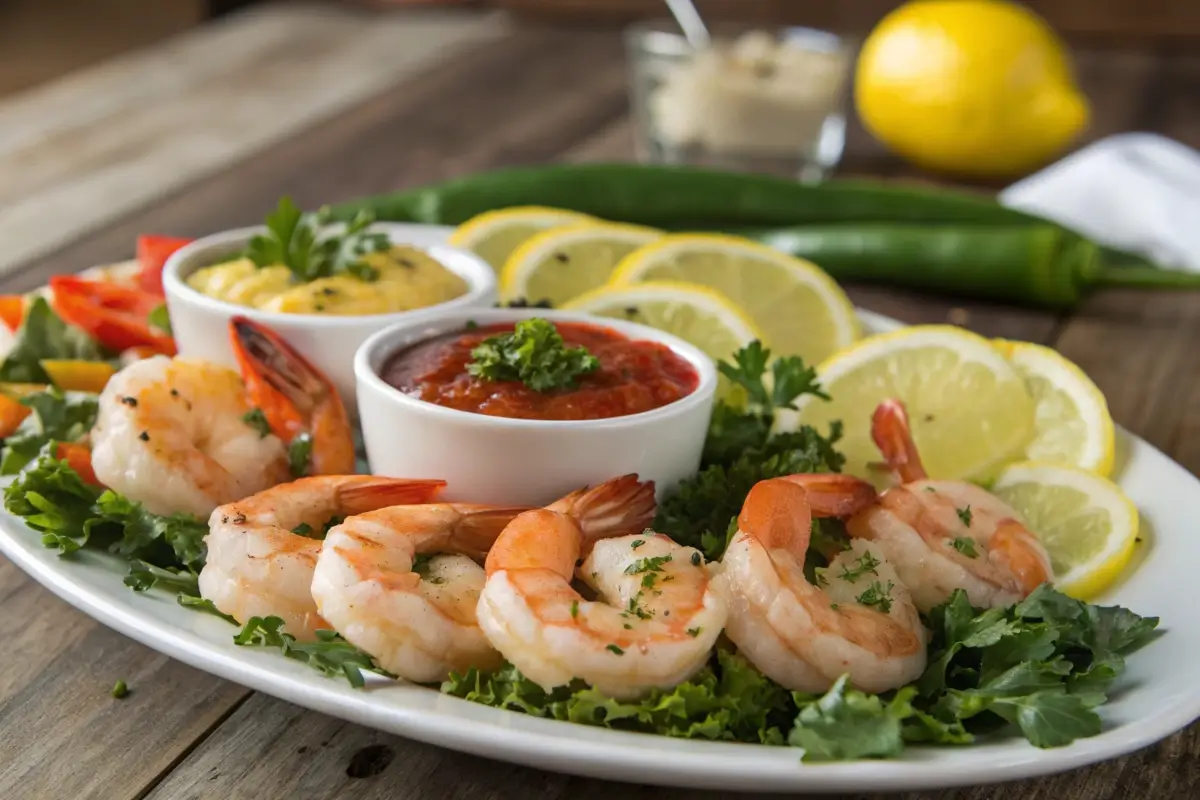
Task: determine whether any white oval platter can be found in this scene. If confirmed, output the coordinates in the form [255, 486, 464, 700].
[0, 227, 1196, 794]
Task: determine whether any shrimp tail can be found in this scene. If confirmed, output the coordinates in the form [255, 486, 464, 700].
[451, 506, 534, 559]
[781, 473, 878, 518]
[990, 519, 1055, 592]
[738, 478, 813, 556]
[337, 477, 448, 513]
[872, 399, 928, 484]
[550, 474, 656, 547]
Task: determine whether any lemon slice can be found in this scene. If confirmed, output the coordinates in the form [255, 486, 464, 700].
[608, 233, 858, 366]
[500, 222, 662, 306]
[447, 206, 595, 273]
[994, 340, 1115, 476]
[561, 281, 762, 362]
[990, 461, 1139, 600]
[777, 325, 1035, 483]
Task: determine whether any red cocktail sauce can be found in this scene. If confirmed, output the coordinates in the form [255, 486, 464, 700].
[380, 321, 699, 421]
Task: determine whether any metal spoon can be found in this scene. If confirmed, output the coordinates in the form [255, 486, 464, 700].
[664, 0, 710, 49]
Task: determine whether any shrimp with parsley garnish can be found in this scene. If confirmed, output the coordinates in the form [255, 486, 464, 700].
[714, 474, 927, 694]
[200, 475, 446, 641]
[316, 475, 657, 685]
[478, 475, 726, 700]
[845, 399, 1053, 611]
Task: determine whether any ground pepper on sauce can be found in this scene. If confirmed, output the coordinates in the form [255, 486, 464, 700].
[381, 321, 699, 421]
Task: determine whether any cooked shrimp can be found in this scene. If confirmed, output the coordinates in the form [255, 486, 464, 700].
[845, 399, 1053, 611]
[715, 474, 927, 694]
[199, 475, 445, 640]
[230, 316, 354, 476]
[478, 476, 725, 700]
[91, 356, 291, 517]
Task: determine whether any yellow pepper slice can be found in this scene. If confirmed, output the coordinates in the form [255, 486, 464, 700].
[40, 360, 116, 393]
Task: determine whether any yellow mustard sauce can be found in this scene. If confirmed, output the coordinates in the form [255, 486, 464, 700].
[186, 246, 468, 315]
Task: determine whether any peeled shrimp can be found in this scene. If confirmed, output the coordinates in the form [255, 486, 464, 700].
[845, 399, 1053, 611]
[91, 356, 291, 517]
[199, 475, 445, 640]
[715, 475, 927, 694]
[477, 476, 726, 700]
[312, 502, 531, 683]
[230, 316, 355, 476]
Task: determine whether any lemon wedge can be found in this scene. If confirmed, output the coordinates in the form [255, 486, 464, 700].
[500, 222, 662, 306]
[447, 206, 595, 273]
[994, 340, 1115, 476]
[561, 281, 761, 362]
[608, 233, 858, 366]
[990, 461, 1139, 600]
[777, 325, 1034, 483]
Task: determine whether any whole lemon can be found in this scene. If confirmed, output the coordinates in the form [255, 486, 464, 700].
[855, 0, 1089, 178]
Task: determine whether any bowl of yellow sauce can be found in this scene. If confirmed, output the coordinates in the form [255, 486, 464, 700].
[163, 222, 496, 413]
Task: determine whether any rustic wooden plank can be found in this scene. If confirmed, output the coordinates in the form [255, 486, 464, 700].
[0, 578, 249, 799]
[0, 4, 507, 278]
[2, 27, 628, 294]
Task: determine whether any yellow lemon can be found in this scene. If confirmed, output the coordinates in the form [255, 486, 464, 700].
[855, 0, 1089, 177]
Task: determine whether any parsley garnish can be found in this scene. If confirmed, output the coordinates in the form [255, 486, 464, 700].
[687, 627, 701, 637]
[624, 554, 672, 575]
[241, 408, 272, 439]
[288, 433, 313, 478]
[838, 551, 881, 583]
[855, 581, 895, 614]
[570, 600, 579, 619]
[466, 318, 600, 392]
[957, 506, 973, 527]
[606, 644, 625, 656]
[233, 615, 392, 688]
[951, 537, 979, 558]
[631, 539, 645, 549]
[691, 552, 702, 566]
[244, 197, 389, 283]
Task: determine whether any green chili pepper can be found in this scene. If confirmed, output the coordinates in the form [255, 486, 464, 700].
[329, 164, 1200, 309]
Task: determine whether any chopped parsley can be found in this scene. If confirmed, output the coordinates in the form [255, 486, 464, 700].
[855, 581, 895, 614]
[570, 600, 579, 619]
[951, 536, 979, 558]
[288, 433, 313, 478]
[606, 644, 625, 656]
[624, 554, 672, 576]
[691, 552, 702, 566]
[838, 551, 881, 583]
[631, 539, 645, 550]
[957, 506, 973, 527]
[466, 318, 600, 392]
[241, 408, 272, 439]
[687, 627, 701, 638]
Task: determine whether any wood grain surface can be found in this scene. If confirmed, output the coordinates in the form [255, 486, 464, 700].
[0, 6, 1198, 800]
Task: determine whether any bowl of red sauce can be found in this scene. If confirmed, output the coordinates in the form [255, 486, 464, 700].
[355, 309, 717, 505]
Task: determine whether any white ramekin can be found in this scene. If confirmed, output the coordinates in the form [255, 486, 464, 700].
[162, 223, 497, 412]
[355, 309, 717, 506]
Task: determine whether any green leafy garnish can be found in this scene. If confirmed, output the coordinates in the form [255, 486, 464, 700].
[789, 678, 914, 761]
[244, 197, 389, 283]
[838, 551, 881, 583]
[288, 433, 313, 478]
[5, 447, 207, 569]
[957, 506, 973, 527]
[951, 537, 979, 558]
[241, 408, 272, 439]
[0, 297, 104, 383]
[148, 304, 172, 334]
[444, 649, 793, 743]
[0, 388, 98, 475]
[855, 581, 895, 614]
[466, 318, 600, 392]
[233, 615, 391, 688]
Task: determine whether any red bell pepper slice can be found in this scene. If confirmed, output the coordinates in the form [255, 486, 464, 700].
[136, 235, 193, 296]
[56, 442, 102, 486]
[49, 276, 176, 356]
[0, 295, 24, 332]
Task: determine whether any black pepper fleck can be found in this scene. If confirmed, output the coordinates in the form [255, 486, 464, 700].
[553, 252, 569, 263]
[120, 396, 138, 407]
[138, 431, 150, 441]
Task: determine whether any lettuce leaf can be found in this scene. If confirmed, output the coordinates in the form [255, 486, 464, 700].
[0, 388, 99, 475]
[0, 297, 103, 383]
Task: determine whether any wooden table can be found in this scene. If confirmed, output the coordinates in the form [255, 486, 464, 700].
[2, 5, 1198, 799]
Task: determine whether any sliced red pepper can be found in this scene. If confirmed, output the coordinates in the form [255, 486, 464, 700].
[55, 442, 101, 486]
[136, 235, 193, 296]
[49, 276, 176, 356]
[0, 295, 24, 332]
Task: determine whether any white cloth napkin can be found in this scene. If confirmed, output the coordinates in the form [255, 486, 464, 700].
[999, 133, 1200, 271]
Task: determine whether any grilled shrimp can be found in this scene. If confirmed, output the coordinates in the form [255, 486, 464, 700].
[715, 474, 927, 693]
[477, 476, 727, 700]
[312, 502, 531, 683]
[845, 399, 1053, 611]
[230, 315, 355, 476]
[199, 475, 445, 640]
[91, 356, 291, 517]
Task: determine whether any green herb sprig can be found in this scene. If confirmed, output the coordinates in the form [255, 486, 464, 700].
[467, 318, 599, 392]
[244, 197, 389, 283]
